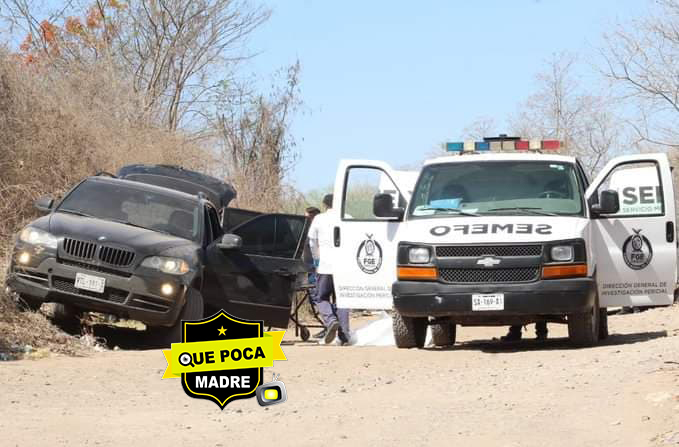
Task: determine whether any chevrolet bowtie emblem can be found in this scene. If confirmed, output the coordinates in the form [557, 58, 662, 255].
[477, 256, 501, 267]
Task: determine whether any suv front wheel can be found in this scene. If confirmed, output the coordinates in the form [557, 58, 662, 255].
[152, 288, 204, 347]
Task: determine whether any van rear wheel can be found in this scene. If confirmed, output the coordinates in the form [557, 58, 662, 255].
[392, 311, 427, 348]
[430, 319, 456, 347]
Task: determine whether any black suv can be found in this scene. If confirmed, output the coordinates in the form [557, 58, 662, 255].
[6, 166, 308, 343]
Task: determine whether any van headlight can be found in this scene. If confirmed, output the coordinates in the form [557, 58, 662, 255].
[550, 245, 574, 262]
[408, 247, 431, 264]
[141, 256, 190, 275]
[19, 227, 58, 249]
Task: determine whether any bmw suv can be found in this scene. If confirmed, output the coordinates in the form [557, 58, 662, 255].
[6, 167, 308, 344]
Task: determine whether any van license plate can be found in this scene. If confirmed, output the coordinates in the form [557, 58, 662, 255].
[75, 273, 106, 294]
[472, 293, 504, 311]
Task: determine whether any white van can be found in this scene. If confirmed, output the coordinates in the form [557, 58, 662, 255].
[330, 137, 677, 348]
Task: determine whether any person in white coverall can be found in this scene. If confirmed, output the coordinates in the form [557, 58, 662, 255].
[307, 194, 350, 345]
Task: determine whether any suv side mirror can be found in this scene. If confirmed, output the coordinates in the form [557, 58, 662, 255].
[218, 233, 242, 250]
[34, 196, 54, 213]
[591, 189, 620, 215]
[373, 193, 404, 220]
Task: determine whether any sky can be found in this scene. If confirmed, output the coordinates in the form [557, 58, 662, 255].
[244, 0, 648, 193]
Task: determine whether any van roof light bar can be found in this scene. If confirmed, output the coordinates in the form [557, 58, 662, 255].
[445, 135, 563, 154]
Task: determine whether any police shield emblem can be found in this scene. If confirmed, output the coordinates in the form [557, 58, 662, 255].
[180, 311, 263, 409]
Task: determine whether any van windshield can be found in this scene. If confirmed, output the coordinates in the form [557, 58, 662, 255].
[409, 161, 584, 218]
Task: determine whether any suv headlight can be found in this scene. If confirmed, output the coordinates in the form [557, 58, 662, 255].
[141, 256, 190, 275]
[19, 227, 57, 249]
[550, 245, 574, 262]
[408, 247, 431, 264]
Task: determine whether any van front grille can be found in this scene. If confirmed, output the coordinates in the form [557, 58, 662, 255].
[436, 245, 542, 258]
[439, 267, 540, 284]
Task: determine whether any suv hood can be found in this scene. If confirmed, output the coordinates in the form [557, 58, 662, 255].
[402, 215, 588, 244]
[47, 212, 197, 253]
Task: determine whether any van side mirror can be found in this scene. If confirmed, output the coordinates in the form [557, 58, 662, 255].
[34, 196, 54, 213]
[373, 193, 404, 220]
[591, 190, 620, 215]
[218, 234, 242, 250]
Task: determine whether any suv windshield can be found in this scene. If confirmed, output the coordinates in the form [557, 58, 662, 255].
[409, 161, 584, 218]
[57, 179, 201, 242]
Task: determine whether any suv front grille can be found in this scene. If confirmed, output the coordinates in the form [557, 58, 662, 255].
[52, 276, 128, 304]
[61, 238, 135, 268]
[436, 245, 542, 258]
[439, 267, 540, 283]
[98, 246, 135, 267]
[63, 238, 97, 260]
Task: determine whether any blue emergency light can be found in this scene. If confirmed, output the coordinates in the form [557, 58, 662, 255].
[445, 141, 490, 152]
[446, 142, 464, 151]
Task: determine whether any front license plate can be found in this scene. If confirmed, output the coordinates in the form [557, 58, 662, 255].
[74, 273, 106, 294]
[472, 293, 504, 311]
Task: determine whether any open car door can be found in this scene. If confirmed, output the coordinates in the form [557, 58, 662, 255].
[331, 160, 415, 309]
[586, 153, 677, 307]
[204, 213, 309, 328]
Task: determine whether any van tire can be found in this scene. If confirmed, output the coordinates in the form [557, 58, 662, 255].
[153, 288, 204, 347]
[393, 311, 427, 348]
[568, 296, 599, 347]
[430, 320, 456, 347]
[598, 308, 609, 340]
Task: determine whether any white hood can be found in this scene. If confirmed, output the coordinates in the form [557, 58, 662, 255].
[401, 215, 588, 244]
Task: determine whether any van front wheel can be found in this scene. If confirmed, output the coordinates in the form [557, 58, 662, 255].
[392, 311, 427, 348]
[568, 302, 599, 347]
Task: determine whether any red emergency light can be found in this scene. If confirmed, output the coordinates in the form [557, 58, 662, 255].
[515, 140, 530, 150]
[541, 140, 562, 150]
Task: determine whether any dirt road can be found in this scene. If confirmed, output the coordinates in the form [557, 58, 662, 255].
[1, 306, 678, 447]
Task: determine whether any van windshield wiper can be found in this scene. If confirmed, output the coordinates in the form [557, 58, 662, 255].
[417, 207, 480, 217]
[486, 207, 558, 216]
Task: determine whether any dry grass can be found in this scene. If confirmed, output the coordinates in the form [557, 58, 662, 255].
[0, 50, 213, 259]
[0, 48, 213, 357]
[0, 265, 90, 359]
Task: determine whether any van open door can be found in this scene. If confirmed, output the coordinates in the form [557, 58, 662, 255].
[331, 160, 414, 309]
[586, 153, 677, 307]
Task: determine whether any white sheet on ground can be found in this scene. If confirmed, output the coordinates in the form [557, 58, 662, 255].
[348, 311, 433, 346]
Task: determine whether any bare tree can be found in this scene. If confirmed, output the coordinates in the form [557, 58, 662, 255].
[601, 0, 679, 149]
[3, 0, 270, 131]
[511, 52, 624, 176]
[462, 116, 497, 141]
[214, 62, 302, 211]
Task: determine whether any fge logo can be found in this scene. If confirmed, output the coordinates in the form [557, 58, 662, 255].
[256, 373, 287, 407]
